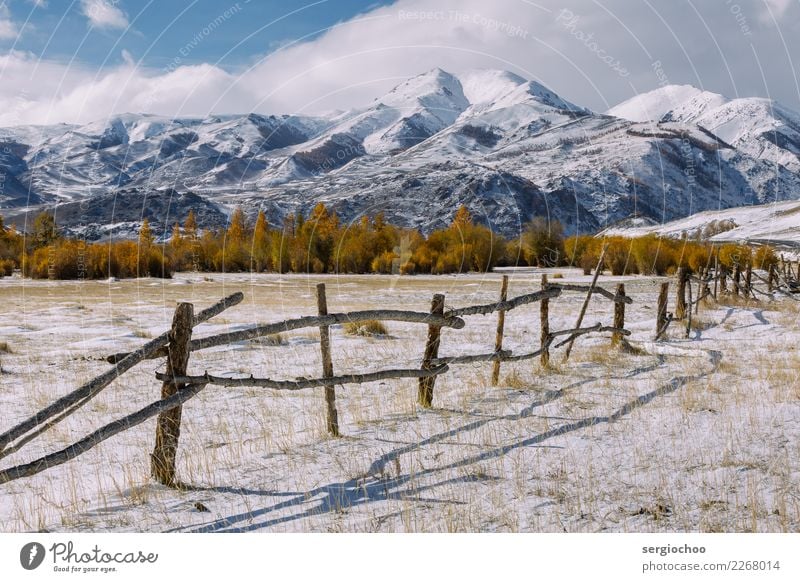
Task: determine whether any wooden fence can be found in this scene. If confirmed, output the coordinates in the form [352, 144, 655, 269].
[670, 254, 800, 338]
[0, 276, 638, 487]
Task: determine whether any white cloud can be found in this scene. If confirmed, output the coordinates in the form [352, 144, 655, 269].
[81, 0, 128, 30]
[121, 48, 134, 66]
[0, 0, 798, 126]
[759, 0, 793, 23]
[0, 3, 18, 40]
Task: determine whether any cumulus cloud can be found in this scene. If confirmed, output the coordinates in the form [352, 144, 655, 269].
[758, 0, 794, 23]
[0, 0, 798, 126]
[0, 3, 18, 40]
[81, 0, 128, 30]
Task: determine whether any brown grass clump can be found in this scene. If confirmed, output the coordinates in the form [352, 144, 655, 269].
[344, 320, 388, 337]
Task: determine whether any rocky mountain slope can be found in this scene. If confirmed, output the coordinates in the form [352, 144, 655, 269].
[1, 70, 799, 239]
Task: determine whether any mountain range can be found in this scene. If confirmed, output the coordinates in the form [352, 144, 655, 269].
[2, 68, 800, 240]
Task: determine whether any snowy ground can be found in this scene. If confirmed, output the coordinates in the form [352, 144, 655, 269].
[0, 269, 798, 533]
[602, 199, 800, 249]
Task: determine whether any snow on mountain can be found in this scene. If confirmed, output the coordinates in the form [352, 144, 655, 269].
[609, 85, 800, 173]
[603, 198, 800, 247]
[3, 70, 800, 239]
[607, 85, 718, 122]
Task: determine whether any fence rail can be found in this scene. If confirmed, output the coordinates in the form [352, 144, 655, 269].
[0, 275, 639, 488]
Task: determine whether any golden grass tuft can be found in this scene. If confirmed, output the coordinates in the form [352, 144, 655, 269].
[344, 319, 388, 337]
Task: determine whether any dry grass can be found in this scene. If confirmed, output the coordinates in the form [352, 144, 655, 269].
[251, 333, 287, 346]
[715, 293, 756, 308]
[344, 319, 389, 337]
[0, 271, 798, 533]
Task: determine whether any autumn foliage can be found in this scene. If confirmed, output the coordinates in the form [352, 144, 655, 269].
[0, 206, 780, 280]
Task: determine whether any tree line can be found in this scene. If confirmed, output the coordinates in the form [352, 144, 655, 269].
[0, 205, 778, 280]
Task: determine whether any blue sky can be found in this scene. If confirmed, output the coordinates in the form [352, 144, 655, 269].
[0, 1, 799, 125]
[3, 0, 392, 69]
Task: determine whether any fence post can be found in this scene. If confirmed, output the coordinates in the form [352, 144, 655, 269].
[675, 267, 687, 320]
[768, 264, 775, 292]
[151, 302, 194, 487]
[694, 276, 701, 315]
[563, 246, 607, 362]
[656, 281, 669, 341]
[491, 276, 509, 386]
[316, 283, 339, 437]
[685, 278, 693, 339]
[612, 283, 625, 347]
[745, 262, 753, 297]
[713, 254, 719, 299]
[540, 274, 550, 368]
[419, 294, 445, 408]
[733, 262, 741, 296]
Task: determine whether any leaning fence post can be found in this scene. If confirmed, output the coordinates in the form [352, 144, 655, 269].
[656, 281, 669, 341]
[713, 254, 719, 299]
[151, 302, 194, 487]
[491, 276, 509, 386]
[316, 283, 340, 437]
[419, 294, 445, 408]
[745, 262, 753, 297]
[675, 267, 687, 320]
[685, 278, 693, 339]
[612, 283, 625, 347]
[540, 274, 550, 368]
[563, 245, 607, 362]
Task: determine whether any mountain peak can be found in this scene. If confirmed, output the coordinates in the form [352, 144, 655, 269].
[608, 84, 726, 122]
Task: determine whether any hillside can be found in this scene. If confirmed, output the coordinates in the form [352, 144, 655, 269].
[1, 71, 800, 238]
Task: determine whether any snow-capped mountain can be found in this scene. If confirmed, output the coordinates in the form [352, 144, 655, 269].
[602, 198, 800, 248]
[610, 85, 800, 173]
[1, 69, 800, 239]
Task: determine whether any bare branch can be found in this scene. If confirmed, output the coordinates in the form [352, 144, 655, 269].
[0, 384, 206, 485]
[155, 365, 450, 390]
[0, 293, 241, 454]
[445, 288, 561, 317]
[547, 283, 633, 304]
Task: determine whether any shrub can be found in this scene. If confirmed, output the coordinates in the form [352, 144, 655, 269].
[0, 259, 14, 276]
[344, 320, 388, 336]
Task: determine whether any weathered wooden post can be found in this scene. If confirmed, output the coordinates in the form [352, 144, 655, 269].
[733, 262, 741, 296]
[656, 281, 669, 340]
[540, 274, 550, 368]
[491, 276, 509, 386]
[563, 246, 607, 362]
[612, 283, 625, 347]
[685, 278, 693, 339]
[675, 266, 687, 320]
[419, 294, 445, 408]
[316, 283, 339, 437]
[700, 277, 711, 313]
[713, 253, 719, 299]
[744, 262, 753, 297]
[151, 302, 194, 486]
[768, 264, 776, 292]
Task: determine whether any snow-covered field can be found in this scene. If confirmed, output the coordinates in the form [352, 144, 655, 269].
[0, 270, 798, 532]
[602, 199, 800, 248]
